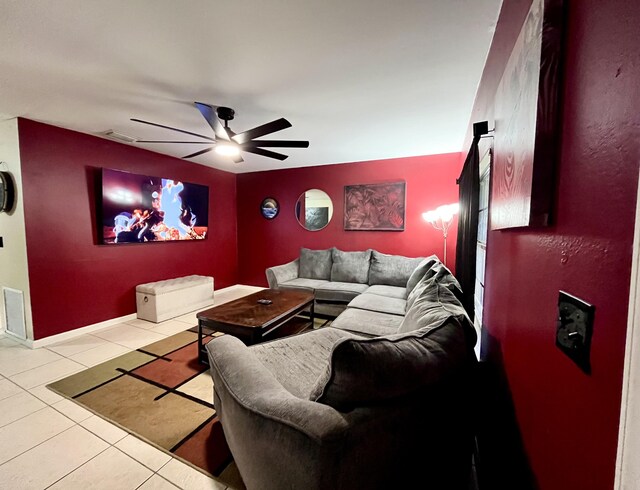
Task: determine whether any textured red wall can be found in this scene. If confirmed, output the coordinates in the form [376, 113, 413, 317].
[236, 154, 462, 286]
[18, 119, 238, 339]
[470, 1, 640, 489]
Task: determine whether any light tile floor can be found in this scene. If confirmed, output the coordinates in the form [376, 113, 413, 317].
[0, 285, 263, 490]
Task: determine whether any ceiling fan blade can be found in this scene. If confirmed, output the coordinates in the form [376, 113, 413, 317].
[242, 140, 309, 148]
[194, 102, 231, 142]
[231, 118, 292, 145]
[242, 146, 289, 161]
[182, 147, 215, 159]
[137, 140, 213, 144]
[130, 118, 215, 141]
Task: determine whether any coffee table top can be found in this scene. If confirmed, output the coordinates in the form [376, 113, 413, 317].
[197, 289, 314, 329]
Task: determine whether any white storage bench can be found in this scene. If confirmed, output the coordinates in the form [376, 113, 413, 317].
[136, 275, 214, 323]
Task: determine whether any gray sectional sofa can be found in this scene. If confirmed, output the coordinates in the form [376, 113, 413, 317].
[266, 247, 436, 317]
[207, 251, 477, 489]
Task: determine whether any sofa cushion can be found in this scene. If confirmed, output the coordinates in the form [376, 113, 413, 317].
[368, 251, 424, 287]
[398, 278, 470, 334]
[330, 307, 403, 337]
[406, 275, 430, 311]
[405, 255, 439, 295]
[405, 259, 463, 307]
[330, 249, 372, 284]
[364, 284, 407, 299]
[280, 277, 329, 292]
[315, 282, 369, 303]
[347, 293, 406, 316]
[309, 321, 472, 410]
[251, 327, 361, 399]
[299, 248, 333, 280]
[428, 263, 463, 300]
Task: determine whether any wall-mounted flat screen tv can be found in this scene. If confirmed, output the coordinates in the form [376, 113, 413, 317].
[101, 168, 209, 244]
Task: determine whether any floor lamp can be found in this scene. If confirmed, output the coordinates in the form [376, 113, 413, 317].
[422, 203, 459, 267]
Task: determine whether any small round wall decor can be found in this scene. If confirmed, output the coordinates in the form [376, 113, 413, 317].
[0, 171, 16, 213]
[260, 197, 280, 220]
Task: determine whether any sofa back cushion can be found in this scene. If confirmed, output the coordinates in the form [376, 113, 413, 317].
[368, 251, 424, 287]
[299, 248, 333, 280]
[425, 262, 463, 300]
[309, 321, 472, 410]
[405, 255, 439, 295]
[330, 249, 371, 284]
[406, 275, 431, 311]
[399, 277, 469, 334]
[405, 258, 463, 302]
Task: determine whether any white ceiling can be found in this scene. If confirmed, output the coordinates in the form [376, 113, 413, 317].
[0, 0, 502, 173]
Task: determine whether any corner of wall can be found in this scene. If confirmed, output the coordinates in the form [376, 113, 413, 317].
[0, 118, 34, 340]
[233, 171, 241, 286]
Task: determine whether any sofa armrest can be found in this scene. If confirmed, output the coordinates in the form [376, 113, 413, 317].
[265, 258, 300, 288]
[207, 334, 347, 442]
[207, 335, 348, 489]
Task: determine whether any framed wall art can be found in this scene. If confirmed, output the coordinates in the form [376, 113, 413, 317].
[491, 0, 564, 229]
[344, 181, 405, 231]
[260, 197, 280, 220]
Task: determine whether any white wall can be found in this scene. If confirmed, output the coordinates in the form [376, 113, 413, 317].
[0, 118, 34, 340]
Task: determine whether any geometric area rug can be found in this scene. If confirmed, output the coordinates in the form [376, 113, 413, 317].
[47, 326, 243, 489]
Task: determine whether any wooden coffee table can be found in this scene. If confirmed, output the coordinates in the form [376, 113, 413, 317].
[196, 289, 315, 364]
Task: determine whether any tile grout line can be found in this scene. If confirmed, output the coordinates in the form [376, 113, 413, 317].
[42, 440, 113, 490]
[0, 392, 48, 429]
[48, 337, 136, 369]
[0, 406, 73, 459]
[77, 416, 129, 446]
[0, 374, 28, 394]
[134, 472, 156, 490]
[0, 422, 81, 469]
[0, 353, 67, 378]
[91, 325, 172, 349]
[43, 330, 142, 366]
[45, 332, 111, 356]
[1, 340, 98, 381]
[114, 436, 173, 475]
[46, 343, 125, 365]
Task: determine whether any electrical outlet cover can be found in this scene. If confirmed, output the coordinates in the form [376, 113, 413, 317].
[556, 291, 595, 374]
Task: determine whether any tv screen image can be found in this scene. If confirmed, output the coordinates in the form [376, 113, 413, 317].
[101, 168, 209, 244]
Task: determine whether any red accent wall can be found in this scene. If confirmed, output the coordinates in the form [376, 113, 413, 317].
[18, 119, 238, 340]
[236, 154, 462, 286]
[470, 1, 640, 489]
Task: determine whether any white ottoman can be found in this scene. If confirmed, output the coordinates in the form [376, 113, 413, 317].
[136, 275, 214, 323]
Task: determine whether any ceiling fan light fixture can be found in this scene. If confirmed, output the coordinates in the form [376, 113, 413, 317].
[215, 144, 240, 157]
[131, 103, 308, 164]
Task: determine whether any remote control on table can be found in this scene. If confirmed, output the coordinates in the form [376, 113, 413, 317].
[257, 299, 272, 305]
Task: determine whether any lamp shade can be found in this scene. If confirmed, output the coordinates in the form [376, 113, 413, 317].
[436, 205, 453, 222]
[423, 203, 459, 223]
[422, 210, 438, 223]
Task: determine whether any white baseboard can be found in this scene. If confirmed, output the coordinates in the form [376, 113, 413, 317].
[217, 284, 258, 293]
[24, 284, 255, 349]
[28, 313, 138, 349]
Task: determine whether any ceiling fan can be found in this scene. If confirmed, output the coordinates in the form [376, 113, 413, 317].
[131, 102, 309, 163]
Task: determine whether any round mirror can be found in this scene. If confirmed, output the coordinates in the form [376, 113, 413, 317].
[295, 189, 333, 231]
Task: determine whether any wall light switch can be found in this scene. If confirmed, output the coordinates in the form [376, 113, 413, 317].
[556, 291, 595, 374]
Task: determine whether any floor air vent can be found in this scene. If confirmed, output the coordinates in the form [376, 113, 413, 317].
[3, 287, 26, 339]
